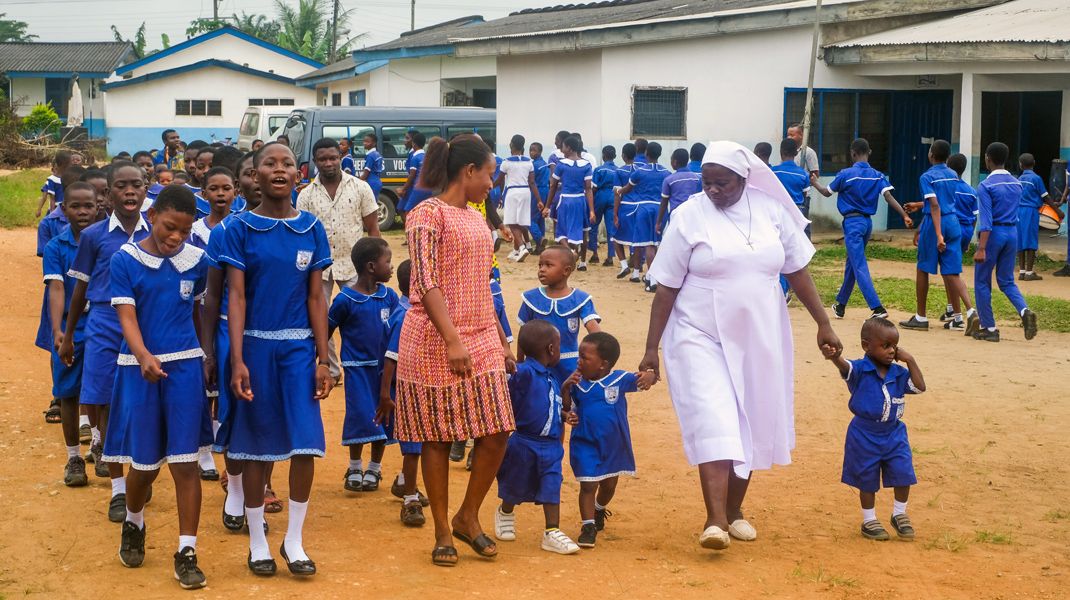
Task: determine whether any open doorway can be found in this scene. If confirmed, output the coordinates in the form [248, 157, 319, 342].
[981, 91, 1063, 183]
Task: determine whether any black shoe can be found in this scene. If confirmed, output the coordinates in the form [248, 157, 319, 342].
[973, 328, 1000, 342]
[448, 440, 466, 462]
[831, 303, 846, 319]
[964, 312, 980, 337]
[200, 468, 220, 481]
[898, 316, 929, 331]
[344, 468, 363, 492]
[576, 262, 588, 272]
[1018, 272, 1026, 280]
[589, 254, 600, 264]
[594, 507, 612, 531]
[118, 521, 146, 567]
[390, 474, 405, 498]
[401, 500, 426, 527]
[79, 423, 91, 444]
[361, 469, 382, 492]
[616, 265, 630, 279]
[577, 523, 597, 548]
[91, 442, 108, 478]
[869, 306, 889, 319]
[222, 504, 245, 532]
[1022, 308, 1038, 341]
[1053, 265, 1070, 277]
[602, 256, 614, 267]
[943, 319, 965, 331]
[860, 519, 890, 541]
[644, 281, 657, 293]
[64, 456, 88, 487]
[109, 493, 127, 523]
[247, 552, 277, 577]
[890, 514, 915, 541]
[279, 542, 316, 576]
[173, 546, 207, 589]
[1022, 272, 1043, 281]
[938, 308, 955, 322]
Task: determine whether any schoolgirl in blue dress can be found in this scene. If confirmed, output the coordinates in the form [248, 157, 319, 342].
[546, 136, 594, 270]
[568, 332, 655, 548]
[103, 185, 212, 589]
[517, 245, 601, 387]
[614, 143, 640, 280]
[360, 132, 384, 199]
[217, 142, 334, 577]
[329, 237, 399, 493]
[60, 162, 151, 521]
[616, 142, 671, 292]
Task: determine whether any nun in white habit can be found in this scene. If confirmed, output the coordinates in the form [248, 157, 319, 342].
[641, 141, 842, 550]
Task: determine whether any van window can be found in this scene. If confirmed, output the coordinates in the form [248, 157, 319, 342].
[381, 125, 442, 159]
[447, 124, 496, 149]
[268, 116, 288, 137]
[323, 124, 375, 158]
[240, 112, 259, 137]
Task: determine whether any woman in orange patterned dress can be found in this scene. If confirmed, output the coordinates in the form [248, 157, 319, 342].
[394, 134, 517, 566]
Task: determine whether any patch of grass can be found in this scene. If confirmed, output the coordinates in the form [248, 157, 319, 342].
[974, 530, 1013, 545]
[912, 445, 947, 456]
[812, 241, 1064, 271]
[791, 564, 858, 588]
[924, 531, 970, 552]
[1044, 509, 1070, 522]
[0, 168, 50, 228]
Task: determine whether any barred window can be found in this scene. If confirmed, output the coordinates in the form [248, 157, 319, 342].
[631, 87, 687, 138]
[176, 99, 222, 117]
[248, 98, 295, 107]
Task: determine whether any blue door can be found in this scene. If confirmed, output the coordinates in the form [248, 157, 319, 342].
[887, 91, 953, 229]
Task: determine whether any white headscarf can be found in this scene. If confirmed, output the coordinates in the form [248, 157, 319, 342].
[701, 140, 810, 232]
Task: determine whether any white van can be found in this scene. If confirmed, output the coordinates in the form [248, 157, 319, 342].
[237, 106, 299, 150]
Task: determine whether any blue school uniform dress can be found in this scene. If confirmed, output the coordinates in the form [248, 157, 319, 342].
[1017, 169, 1048, 252]
[401, 149, 432, 211]
[145, 183, 164, 206]
[68, 213, 151, 406]
[620, 163, 670, 247]
[496, 358, 564, 506]
[216, 210, 332, 461]
[103, 243, 213, 470]
[974, 170, 1029, 329]
[569, 370, 638, 482]
[531, 156, 550, 244]
[490, 279, 513, 343]
[551, 158, 593, 245]
[189, 216, 215, 250]
[953, 179, 979, 254]
[489, 155, 504, 209]
[384, 296, 421, 455]
[195, 194, 211, 219]
[917, 164, 963, 275]
[829, 162, 894, 310]
[36, 208, 71, 352]
[840, 357, 920, 493]
[328, 284, 399, 446]
[588, 160, 619, 252]
[42, 174, 64, 206]
[517, 287, 600, 386]
[363, 148, 384, 198]
[204, 216, 238, 451]
[341, 153, 357, 177]
[42, 228, 86, 398]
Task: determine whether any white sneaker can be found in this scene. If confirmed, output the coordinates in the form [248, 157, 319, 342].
[494, 507, 516, 541]
[699, 525, 731, 550]
[541, 528, 580, 555]
[516, 246, 530, 262]
[728, 519, 757, 541]
[506, 249, 520, 262]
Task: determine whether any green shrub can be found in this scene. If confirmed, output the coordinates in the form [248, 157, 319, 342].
[19, 103, 62, 139]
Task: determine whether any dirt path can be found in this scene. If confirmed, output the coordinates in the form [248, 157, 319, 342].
[1, 228, 1068, 598]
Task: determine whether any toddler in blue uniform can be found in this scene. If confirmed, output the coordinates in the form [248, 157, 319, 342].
[547, 136, 595, 270]
[103, 185, 212, 588]
[43, 183, 98, 487]
[517, 245, 602, 388]
[329, 237, 399, 493]
[823, 317, 925, 541]
[812, 138, 913, 319]
[493, 320, 580, 555]
[568, 332, 655, 548]
[1016, 153, 1051, 281]
[35, 150, 72, 218]
[616, 142, 671, 292]
[60, 162, 151, 520]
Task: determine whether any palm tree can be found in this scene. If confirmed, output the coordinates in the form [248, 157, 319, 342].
[233, 12, 281, 43]
[111, 23, 148, 59]
[274, 0, 361, 63]
[0, 14, 37, 43]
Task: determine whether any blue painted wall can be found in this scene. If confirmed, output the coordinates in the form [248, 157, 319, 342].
[106, 126, 240, 156]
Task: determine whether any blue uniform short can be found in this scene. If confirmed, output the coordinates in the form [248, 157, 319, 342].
[616, 202, 659, 247]
[102, 357, 213, 470]
[342, 364, 387, 445]
[1017, 206, 1039, 251]
[958, 220, 975, 255]
[80, 304, 123, 406]
[496, 433, 564, 505]
[51, 340, 84, 399]
[917, 215, 963, 275]
[841, 418, 916, 493]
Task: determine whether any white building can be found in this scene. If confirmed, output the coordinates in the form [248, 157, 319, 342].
[102, 27, 322, 154]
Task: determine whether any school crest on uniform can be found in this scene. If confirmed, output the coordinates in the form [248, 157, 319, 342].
[295, 250, 313, 271]
[380, 307, 390, 322]
[179, 280, 195, 300]
[567, 317, 580, 333]
[605, 386, 620, 404]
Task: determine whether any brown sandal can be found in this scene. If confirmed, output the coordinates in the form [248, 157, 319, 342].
[44, 399, 62, 424]
[264, 487, 283, 514]
[432, 545, 458, 567]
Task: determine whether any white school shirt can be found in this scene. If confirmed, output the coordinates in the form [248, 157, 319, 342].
[500, 156, 534, 188]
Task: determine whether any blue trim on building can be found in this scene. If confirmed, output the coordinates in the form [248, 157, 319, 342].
[102, 59, 296, 90]
[106, 126, 239, 156]
[354, 59, 389, 76]
[6, 71, 111, 79]
[351, 45, 455, 63]
[1060, 147, 1070, 161]
[84, 117, 106, 138]
[114, 27, 322, 76]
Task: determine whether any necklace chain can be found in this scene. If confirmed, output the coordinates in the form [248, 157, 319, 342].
[717, 193, 754, 249]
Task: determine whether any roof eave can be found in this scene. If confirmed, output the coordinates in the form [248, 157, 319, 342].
[825, 41, 1070, 65]
[114, 27, 321, 76]
[6, 70, 113, 78]
[351, 45, 454, 63]
[102, 59, 297, 90]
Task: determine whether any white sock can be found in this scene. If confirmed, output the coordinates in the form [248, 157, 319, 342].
[197, 449, 216, 471]
[618, 263, 629, 274]
[966, 307, 976, 318]
[1020, 269, 1026, 274]
[66, 445, 80, 459]
[1027, 271, 1035, 275]
[126, 508, 144, 529]
[403, 493, 420, 505]
[945, 303, 953, 314]
[632, 269, 640, 277]
[987, 326, 997, 332]
[211, 420, 220, 437]
[1020, 307, 1028, 317]
[953, 313, 963, 323]
[366, 461, 381, 474]
[224, 471, 245, 517]
[91, 427, 101, 445]
[348, 459, 362, 472]
[892, 500, 908, 516]
[79, 414, 90, 428]
[594, 501, 607, 511]
[646, 274, 657, 286]
[581, 519, 595, 525]
[284, 499, 310, 562]
[111, 476, 127, 497]
[396, 472, 405, 486]
[914, 314, 928, 322]
[178, 535, 197, 552]
[246, 505, 270, 561]
[861, 507, 876, 522]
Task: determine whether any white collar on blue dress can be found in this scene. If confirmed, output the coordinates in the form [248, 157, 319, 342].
[238, 209, 318, 233]
[521, 287, 592, 317]
[575, 370, 629, 394]
[120, 242, 204, 272]
[107, 212, 150, 234]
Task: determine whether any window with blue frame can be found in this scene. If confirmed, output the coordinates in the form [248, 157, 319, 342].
[348, 90, 366, 106]
[784, 89, 891, 175]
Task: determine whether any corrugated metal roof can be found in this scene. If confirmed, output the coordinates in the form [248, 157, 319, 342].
[830, 0, 1069, 47]
[297, 55, 356, 81]
[360, 15, 485, 52]
[0, 42, 133, 74]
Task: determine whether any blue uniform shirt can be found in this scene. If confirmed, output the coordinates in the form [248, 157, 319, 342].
[328, 284, 399, 367]
[68, 213, 151, 305]
[532, 156, 550, 199]
[363, 149, 384, 193]
[617, 163, 639, 203]
[688, 159, 703, 173]
[109, 242, 208, 361]
[42, 226, 87, 342]
[976, 170, 1023, 232]
[661, 169, 703, 214]
[37, 206, 69, 256]
[384, 295, 410, 364]
[216, 210, 332, 335]
[771, 160, 811, 206]
[189, 216, 215, 250]
[508, 358, 563, 439]
[41, 174, 63, 205]
[953, 179, 979, 225]
[628, 163, 671, 202]
[828, 162, 894, 216]
[918, 164, 960, 216]
[517, 287, 600, 368]
[592, 161, 618, 207]
[844, 356, 920, 425]
[1018, 169, 1048, 209]
[341, 154, 357, 177]
[552, 159, 593, 195]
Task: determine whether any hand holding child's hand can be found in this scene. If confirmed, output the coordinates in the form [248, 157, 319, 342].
[904, 215, 914, 229]
[52, 331, 64, 354]
[903, 202, 923, 214]
[821, 343, 842, 360]
[563, 410, 579, 426]
[203, 354, 217, 389]
[635, 370, 657, 390]
[59, 338, 75, 367]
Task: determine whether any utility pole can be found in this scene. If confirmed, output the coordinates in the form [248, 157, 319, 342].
[213, 0, 219, 22]
[331, 0, 340, 60]
[800, 0, 822, 166]
[410, 0, 415, 31]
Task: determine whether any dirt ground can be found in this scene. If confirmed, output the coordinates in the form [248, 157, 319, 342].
[1, 227, 1068, 599]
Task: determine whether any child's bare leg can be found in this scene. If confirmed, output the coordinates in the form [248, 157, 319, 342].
[126, 467, 160, 514]
[914, 271, 929, 316]
[100, 406, 125, 481]
[350, 444, 363, 461]
[402, 453, 420, 495]
[646, 245, 657, 271]
[859, 490, 876, 510]
[452, 432, 509, 545]
[893, 486, 910, 504]
[170, 463, 201, 537]
[288, 455, 314, 503]
[1026, 250, 1036, 273]
[370, 441, 386, 464]
[543, 503, 561, 529]
[1018, 251, 1025, 272]
[59, 397, 79, 448]
[595, 477, 618, 508]
[509, 225, 525, 251]
[579, 481, 598, 521]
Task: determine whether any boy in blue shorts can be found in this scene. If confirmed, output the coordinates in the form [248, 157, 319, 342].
[933, 154, 980, 324]
[529, 142, 550, 254]
[493, 319, 580, 555]
[823, 317, 925, 541]
[972, 143, 1038, 342]
[1016, 153, 1051, 281]
[812, 138, 913, 319]
[105, 185, 212, 589]
[35, 150, 72, 218]
[589, 145, 619, 266]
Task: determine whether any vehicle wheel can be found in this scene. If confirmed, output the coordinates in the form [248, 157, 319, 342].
[377, 193, 397, 232]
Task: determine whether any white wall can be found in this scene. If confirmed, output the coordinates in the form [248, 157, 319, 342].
[122, 33, 314, 79]
[10, 76, 106, 121]
[317, 55, 498, 108]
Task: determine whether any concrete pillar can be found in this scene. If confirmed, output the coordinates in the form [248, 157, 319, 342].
[959, 71, 981, 185]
